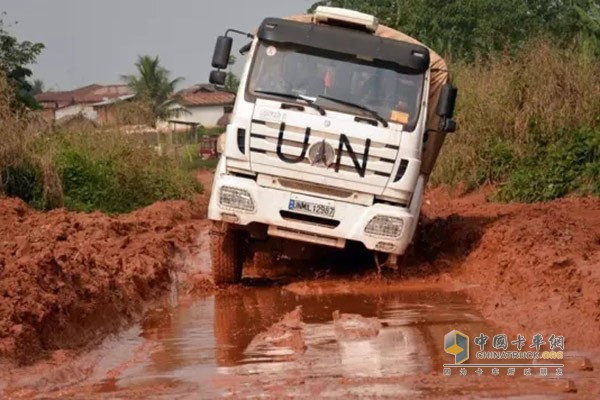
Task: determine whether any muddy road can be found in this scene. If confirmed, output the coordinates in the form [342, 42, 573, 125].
[1, 172, 599, 398]
[1, 251, 593, 398]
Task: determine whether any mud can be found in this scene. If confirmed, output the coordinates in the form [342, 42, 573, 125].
[0, 196, 205, 365]
[0, 169, 599, 397]
[332, 310, 382, 341]
[246, 306, 306, 360]
[416, 189, 600, 350]
[2, 284, 594, 398]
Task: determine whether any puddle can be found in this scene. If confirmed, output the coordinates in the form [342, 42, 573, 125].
[87, 287, 486, 397]
[4, 285, 585, 399]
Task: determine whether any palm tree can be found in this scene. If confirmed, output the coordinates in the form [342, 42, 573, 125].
[122, 55, 184, 126]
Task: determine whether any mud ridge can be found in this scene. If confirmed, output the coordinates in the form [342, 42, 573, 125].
[416, 189, 600, 349]
[0, 197, 205, 365]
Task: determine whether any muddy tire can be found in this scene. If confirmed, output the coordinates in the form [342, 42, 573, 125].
[210, 222, 243, 284]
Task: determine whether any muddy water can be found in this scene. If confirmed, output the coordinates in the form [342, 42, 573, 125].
[4, 282, 582, 398]
[85, 287, 481, 398]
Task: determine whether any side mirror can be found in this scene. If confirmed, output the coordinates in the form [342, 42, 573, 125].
[212, 36, 233, 69]
[436, 83, 458, 133]
[210, 70, 227, 86]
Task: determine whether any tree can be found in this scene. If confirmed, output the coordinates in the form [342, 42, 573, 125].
[308, 0, 600, 60]
[122, 55, 184, 125]
[224, 55, 240, 92]
[0, 14, 44, 109]
[30, 78, 44, 95]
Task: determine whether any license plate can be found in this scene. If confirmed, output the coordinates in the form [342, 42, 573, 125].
[288, 194, 335, 218]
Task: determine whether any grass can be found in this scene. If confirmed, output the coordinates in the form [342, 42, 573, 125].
[0, 74, 202, 214]
[178, 143, 220, 171]
[3, 39, 599, 208]
[47, 130, 201, 213]
[432, 39, 600, 202]
[495, 128, 600, 202]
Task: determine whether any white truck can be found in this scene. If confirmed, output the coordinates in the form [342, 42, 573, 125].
[207, 7, 457, 283]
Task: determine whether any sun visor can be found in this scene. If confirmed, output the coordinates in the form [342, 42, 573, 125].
[257, 18, 430, 73]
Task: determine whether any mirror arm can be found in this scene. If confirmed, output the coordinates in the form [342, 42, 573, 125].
[225, 29, 254, 39]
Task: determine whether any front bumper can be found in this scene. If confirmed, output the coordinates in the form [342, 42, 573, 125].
[208, 172, 419, 256]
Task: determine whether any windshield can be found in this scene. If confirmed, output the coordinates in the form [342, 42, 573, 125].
[247, 41, 425, 131]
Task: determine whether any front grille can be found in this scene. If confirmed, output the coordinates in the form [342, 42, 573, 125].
[278, 178, 353, 198]
[280, 210, 340, 228]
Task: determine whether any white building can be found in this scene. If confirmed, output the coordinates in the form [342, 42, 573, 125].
[160, 84, 235, 132]
[35, 84, 134, 124]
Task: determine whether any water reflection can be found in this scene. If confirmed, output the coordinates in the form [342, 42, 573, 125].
[97, 286, 487, 394]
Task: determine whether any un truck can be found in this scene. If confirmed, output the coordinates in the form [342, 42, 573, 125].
[207, 7, 457, 284]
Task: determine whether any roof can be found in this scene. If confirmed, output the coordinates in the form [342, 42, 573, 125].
[91, 94, 136, 107]
[176, 84, 235, 107]
[35, 84, 134, 107]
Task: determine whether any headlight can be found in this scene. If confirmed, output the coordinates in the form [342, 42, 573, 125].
[219, 186, 255, 213]
[365, 215, 404, 238]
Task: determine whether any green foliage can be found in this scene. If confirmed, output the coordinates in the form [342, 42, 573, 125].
[0, 14, 44, 109]
[122, 55, 184, 125]
[1, 163, 41, 203]
[310, 0, 600, 59]
[431, 39, 600, 204]
[474, 138, 516, 188]
[1, 73, 201, 213]
[496, 128, 600, 202]
[30, 78, 44, 95]
[178, 143, 219, 171]
[49, 131, 201, 214]
[225, 55, 240, 92]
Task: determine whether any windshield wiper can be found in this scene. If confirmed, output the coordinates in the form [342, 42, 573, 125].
[254, 90, 326, 116]
[317, 95, 389, 128]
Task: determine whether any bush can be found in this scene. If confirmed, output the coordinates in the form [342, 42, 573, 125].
[0, 73, 201, 214]
[432, 39, 600, 202]
[46, 130, 201, 213]
[496, 128, 600, 202]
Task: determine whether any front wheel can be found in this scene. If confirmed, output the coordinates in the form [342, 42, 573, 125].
[374, 252, 401, 275]
[210, 222, 243, 284]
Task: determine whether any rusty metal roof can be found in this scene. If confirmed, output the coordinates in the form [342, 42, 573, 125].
[176, 84, 235, 107]
[35, 84, 133, 107]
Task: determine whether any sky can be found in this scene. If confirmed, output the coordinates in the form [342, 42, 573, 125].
[0, 0, 314, 91]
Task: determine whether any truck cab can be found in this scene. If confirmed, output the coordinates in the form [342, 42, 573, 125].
[207, 7, 457, 283]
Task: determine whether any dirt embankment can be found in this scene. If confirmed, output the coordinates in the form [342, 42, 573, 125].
[415, 188, 600, 349]
[0, 197, 205, 365]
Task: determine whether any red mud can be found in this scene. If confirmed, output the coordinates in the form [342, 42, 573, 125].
[0, 197, 205, 365]
[1, 165, 599, 378]
[332, 310, 381, 340]
[246, 306, 306, 358]
[416, 188, 600, 349]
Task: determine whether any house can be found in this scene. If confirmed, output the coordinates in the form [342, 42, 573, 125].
[160, 84, 235, 132]
[35, 84, 134, 125]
